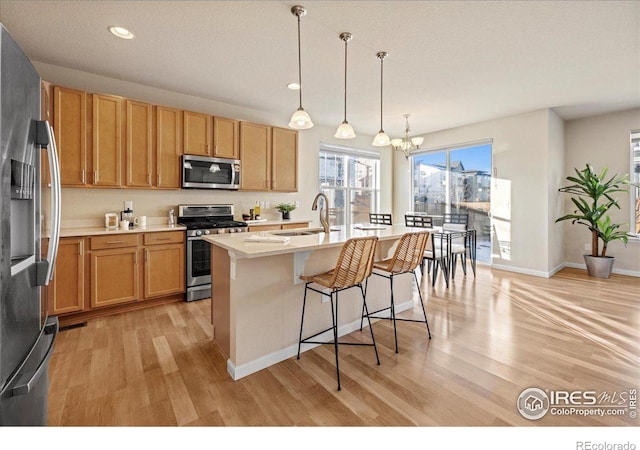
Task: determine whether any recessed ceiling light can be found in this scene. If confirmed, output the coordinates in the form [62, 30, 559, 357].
[287, 82, 301, 90]
[108, 26, 135, 40]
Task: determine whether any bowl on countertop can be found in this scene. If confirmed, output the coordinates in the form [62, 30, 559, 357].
[242, 214, 252, 221]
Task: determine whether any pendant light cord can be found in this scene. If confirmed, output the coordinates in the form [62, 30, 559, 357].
[379, 55, 384, 132]
[343, 38, 348, 122]
[297, 14, 303, 109]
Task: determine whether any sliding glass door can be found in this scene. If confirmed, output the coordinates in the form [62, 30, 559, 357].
[412, 142, 492, 262]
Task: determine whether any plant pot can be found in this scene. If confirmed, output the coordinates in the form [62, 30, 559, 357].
[583, 255, 615, 278]
[282, 212, 290, 220]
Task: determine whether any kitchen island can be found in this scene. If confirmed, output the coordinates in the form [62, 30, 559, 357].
[203, 224, 423, 380]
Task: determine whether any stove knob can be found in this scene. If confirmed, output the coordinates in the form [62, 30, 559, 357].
[218, 229, 225, 234]
[195, 230, 202, 236]
[204, 230, 210, 235]
[229, 228, 236, 233]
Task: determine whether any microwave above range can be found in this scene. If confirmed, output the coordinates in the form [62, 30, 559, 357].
[182, 155, 241, 190]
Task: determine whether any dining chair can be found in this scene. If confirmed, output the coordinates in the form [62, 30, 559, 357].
[442, 223, 468, 278]
[404, 214, 449, 287]
[443, 213, 469, 226]
[361, 231, 432, 353]
[369, 213, 392, 225]
[297, 236, 380, 391]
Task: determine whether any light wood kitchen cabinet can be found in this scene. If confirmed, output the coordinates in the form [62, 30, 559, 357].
[125, 100, 153, 188]
[53, 86, 88, 186]
[90, 234, 141, 308]
[47, 238, 87, 315]
[92, 93, 123, 187]
[183, 110, 211, 156]
[41, 81, 52, 187]
[155, 106, 182, 189]
[213, 116, 239, 159]
[239, 122, 298, 192]
[271, 126, 298, 192]
[143, 232, 184, 298]
[239, 121, 271, 190]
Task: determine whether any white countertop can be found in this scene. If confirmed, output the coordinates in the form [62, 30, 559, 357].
[203, 224, 422, 259]
[244, 218, 312, 226]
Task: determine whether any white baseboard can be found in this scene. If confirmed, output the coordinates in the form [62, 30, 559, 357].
[563, 261, 640, 278]
[226, 298, 414, 381]
[491, 264, 558, 279]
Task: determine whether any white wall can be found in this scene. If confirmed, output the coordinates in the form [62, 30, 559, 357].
[394, 109, 560, 277]
[563, 108, 640, 276]
[547, 109, 565, 272]
[34, 62, 389, 227]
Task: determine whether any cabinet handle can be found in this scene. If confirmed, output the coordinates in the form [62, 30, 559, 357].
[134, 252, 138, 265]
[81, 170, 85, 184]
[157, 174, 161, 186]
[106, 240, 124, 244]
[94, 170, 98, 183]
[154, 237, 172, 241]
[145, 250, 149, 262]
[207, 144, 210, 154]
[148, 173, 151, 185]
[79, 241, 83, 256]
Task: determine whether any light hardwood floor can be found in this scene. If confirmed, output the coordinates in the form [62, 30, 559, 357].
[47, 267, 639, 426]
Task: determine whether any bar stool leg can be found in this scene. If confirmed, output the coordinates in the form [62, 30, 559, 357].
[297, 283, 310, 359]
[358, 279, 368, 331]
[389, 274, 399, 353]
[413, 271, 432, 339]
[360, 284, 380, 365]
[330, 291, 341, 391]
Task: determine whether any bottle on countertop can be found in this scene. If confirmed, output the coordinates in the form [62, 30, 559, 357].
[168, 208, 175, 227]
[254, 201, 261, 219]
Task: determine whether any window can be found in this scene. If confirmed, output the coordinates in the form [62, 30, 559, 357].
[411, 142, 492, 262]
[319, 146, 380, 227]
[631, 131, 640, 235]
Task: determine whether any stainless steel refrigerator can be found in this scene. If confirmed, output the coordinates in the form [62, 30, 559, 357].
[0, 24, 61, 426]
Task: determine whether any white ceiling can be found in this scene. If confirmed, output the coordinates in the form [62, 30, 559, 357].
[0, 0, 638, 137]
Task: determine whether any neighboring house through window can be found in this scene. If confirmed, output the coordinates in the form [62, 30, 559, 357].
[319, 144, 380, 228]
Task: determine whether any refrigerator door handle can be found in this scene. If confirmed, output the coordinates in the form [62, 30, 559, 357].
[9, 317, 59, 397]
[36, 120, 61, 286]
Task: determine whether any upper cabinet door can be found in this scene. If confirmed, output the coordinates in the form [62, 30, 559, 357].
[53, 86, 88, 186]
[239, 122, 271, 191]
[271, 127, 298, 192]
[156, 106, 182, 189]
[213, 116, 239, 159]
[126, 100, 153, 188]
[183, 110, 211, 156]
[92, 94, 123, 187]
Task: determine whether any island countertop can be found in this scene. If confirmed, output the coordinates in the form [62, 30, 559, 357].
[202, 224, 421, 259]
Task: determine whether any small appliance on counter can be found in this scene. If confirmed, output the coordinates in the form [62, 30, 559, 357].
[104, 213, 118, 229]
[120, 201, 134, 228]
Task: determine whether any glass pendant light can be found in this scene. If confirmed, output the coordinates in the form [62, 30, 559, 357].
[335, 32, 355, 139]
[289, 5, 314, 130]
[372, 51, 390, 146]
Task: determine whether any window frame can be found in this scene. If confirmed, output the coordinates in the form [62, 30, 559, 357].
[630, 130, 640, 237]
[318, 143, 380, 228]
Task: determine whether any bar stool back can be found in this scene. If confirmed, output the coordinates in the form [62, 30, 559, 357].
[361, 231, 432, 353]
[296, 236, 380, 390]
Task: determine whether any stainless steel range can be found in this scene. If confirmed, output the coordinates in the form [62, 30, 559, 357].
[178, 204, 248, 302]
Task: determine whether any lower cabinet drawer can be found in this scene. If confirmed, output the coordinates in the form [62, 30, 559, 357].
[91, 233, 140, 250]
[143, 231, 184, 245]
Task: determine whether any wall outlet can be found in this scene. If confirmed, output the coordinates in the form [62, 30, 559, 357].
[584, 243, 592, 251]
[295, 201, 300, 208]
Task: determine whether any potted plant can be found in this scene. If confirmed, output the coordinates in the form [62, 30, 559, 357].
[275, 203, 296, 220]
[556, 164, 630, 278]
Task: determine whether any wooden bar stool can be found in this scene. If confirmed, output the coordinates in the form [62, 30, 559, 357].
[296, 236, 380, 391]
[361, 231, 432, 353]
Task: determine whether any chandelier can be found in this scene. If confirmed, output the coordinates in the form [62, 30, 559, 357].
[391, 114, 423, 159]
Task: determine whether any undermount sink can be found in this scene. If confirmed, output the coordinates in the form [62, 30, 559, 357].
[270, 227, 340, 237]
